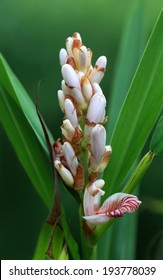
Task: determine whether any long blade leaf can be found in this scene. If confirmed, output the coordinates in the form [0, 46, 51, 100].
[0, 54, 53, 154]
[104, 10, 163, 195]
[0, 88, 53, 207]
[98, 1, 146, 260]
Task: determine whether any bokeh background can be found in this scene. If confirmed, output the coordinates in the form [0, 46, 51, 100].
[0, 0, 163, 259]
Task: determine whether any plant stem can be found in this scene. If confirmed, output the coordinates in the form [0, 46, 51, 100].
[78, 195, 98, 259]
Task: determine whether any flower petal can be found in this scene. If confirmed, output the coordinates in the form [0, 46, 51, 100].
[83, 213, 110, 224]
[83, 179, 105, 216]
[83, 193, 141, 225]
[99, 193, 142, 218]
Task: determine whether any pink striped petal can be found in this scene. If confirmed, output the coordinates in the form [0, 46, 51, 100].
[99, 193, 142, 218]
[83, 193, 141, 224]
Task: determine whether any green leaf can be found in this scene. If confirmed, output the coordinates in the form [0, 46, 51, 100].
[33, 223, 53, 260]
[33, 213, 80, 260]
[0, 88, 53, 207]
[98, 0, 146, 260]
[61, 211, 80, 260]
[52, 226, 64, 259]
[59, 245, 69, 260]
[104, 9, 163, 195]
[150, 116, 163, 155]
[106, 0, 146, 139]
[0, 53, 53, 154]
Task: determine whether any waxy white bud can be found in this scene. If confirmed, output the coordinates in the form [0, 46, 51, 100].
[73, 32, 82, 41]
[62, 64, 80, 89]
[89, 56, 107, 84]
[64, 99, 78, 127]
[61, 80, 70, 95]
[57, 90, 65, 111]
[78, 46, 88, 73]
[61, 119, 75, 141]
[97, 145, 112, 173]
[89, 125, 106, 171]
[66, 37, 73, 56]
[54, 159, 74, 187]
[81, 75, 93, 103]
[86, 48, 92, 73]
[92, 82, 103, 94]
[62, 142, 78, 176]
[70, 87, 87, 110]
[86, 93, 106, 123]
[59, 48, 68, 67]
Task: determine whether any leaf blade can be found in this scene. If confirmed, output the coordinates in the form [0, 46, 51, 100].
[150, 116, 163, 155]
[104, 9, 163, 195]
[0, 54, 53, 154]
[0, 88, 53, 207]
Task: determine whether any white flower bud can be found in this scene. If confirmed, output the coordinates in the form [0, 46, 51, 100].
[66, 37, 73, 56]
[86, 48, 92, 73]
[78, 46, 88, 73]
[54, 159, 74, 187]
[89, 125, 106, 171]
[57, 90, 65, 111]
[86, 93, 106, 123]
[92, 82, 103, 94]
[97, 145, 112, 173]
[59, 48, 68, 67]
[62, 142, 78, 176]
[62, 64, 80, 89]
[70, 87, 87, 110]
[81, 75, 93, 103]
[64, 99, 78, 127]
[89, 56, 107, 84]
[72, 32, 82, 41]
[61, 80, 70, 95]
[61, 119, 75, 141]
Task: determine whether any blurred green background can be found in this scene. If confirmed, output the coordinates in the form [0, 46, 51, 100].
[0, 0, 163, 259]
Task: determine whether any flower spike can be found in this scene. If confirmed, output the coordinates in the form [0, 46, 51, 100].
[54, 32, 141, 229]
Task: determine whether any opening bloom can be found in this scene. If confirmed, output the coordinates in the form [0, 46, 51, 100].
[83, 180, 142, 225]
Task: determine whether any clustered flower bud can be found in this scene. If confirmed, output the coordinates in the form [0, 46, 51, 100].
[54, 33, 141, 226]
[54, 32, 110, 190]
